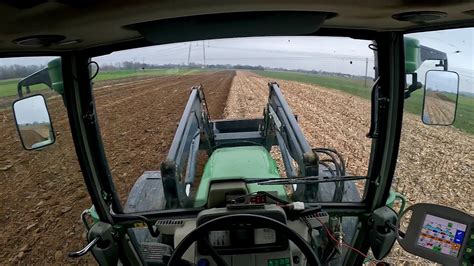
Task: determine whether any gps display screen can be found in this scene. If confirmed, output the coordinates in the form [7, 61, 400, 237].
[417, 214, 467, 257]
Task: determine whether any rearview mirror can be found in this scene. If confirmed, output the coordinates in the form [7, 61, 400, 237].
[12, 95, 55, 150]
[422, 70, 459, 125]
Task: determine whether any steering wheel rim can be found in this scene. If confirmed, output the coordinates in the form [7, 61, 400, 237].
[168, 213, 320, 265]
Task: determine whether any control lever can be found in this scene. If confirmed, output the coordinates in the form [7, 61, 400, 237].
[68, 236, 101, 257]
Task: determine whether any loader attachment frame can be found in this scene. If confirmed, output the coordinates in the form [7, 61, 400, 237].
[263, 82, 319, 178]
[160, 86, 214, 208]
[161, 81, 321, 208]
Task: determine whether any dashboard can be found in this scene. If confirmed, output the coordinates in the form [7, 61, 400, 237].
[162, 194, 474, 265]
[197, 206, 289, 255]
[173, 205, 308, 266]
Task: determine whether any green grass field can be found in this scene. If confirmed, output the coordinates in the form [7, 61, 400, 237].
[0, 79, 49, 97]
[0, 68, 201, 97]
[94, 68, 201, 81]
[253, 70, 373, 100]
[254, 70, 474, 135]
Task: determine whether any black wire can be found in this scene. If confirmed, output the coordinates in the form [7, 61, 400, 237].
[323, 148, 347, 174]
[109, 207, 160, 237]
[313, 148, 347, 202]
[88, 61, 99, 80]
[314, 149, 342, 176]
[319, 161, 336, 176]
[388, 222, 406, 238]
[368, 43, 378, 51]
[315, 148, 347, 175]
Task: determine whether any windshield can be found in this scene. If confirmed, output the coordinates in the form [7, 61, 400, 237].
[92, 36, 375, 211]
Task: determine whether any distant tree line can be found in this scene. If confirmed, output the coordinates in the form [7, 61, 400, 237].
[1, 60, 367, 81]
[99, 61, 265, 71]
[98, 61, 365, 80]
[0, 64, 44, 80]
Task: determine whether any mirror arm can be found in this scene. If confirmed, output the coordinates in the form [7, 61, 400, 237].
[404, 73, 422, 99]
[435, 59, 448, 71]
[16, 67, 52, 98]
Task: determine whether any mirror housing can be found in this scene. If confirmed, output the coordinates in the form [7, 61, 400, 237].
[422, 70, 459, 125]
[12, 94, 55, 150]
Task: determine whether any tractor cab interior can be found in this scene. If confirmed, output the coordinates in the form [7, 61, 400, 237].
[2, 1, 474, 265]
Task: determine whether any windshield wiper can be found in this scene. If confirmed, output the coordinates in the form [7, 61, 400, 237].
[245, 175, 368, 185]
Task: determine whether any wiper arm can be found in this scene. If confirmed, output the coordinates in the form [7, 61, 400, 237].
[247, 175, 368, 185]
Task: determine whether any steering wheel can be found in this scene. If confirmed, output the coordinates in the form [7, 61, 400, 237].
[168, 213, 320, 265]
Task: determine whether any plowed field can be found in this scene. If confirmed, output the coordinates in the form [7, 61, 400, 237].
[423, 91, 457, 125]
[0, 71, 235, 264]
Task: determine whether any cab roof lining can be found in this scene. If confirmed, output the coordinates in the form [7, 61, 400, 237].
[132, 11, 333, 45]
[0, 0, 473, 54]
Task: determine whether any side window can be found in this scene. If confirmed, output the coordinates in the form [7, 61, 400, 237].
[0, 56, 88, 263]
[387, 28, 473, 263]
[1, 57, 64, 150]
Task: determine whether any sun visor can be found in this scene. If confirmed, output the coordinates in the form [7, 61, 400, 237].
[130, 11, 334, 45]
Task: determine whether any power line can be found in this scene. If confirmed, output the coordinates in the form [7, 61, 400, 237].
[187, 42, 192, 66]
[364, 57, 368, 87]
[202, 41, 206, 67]
[207, 44, 373, 60]
[204, 56, 373, 61]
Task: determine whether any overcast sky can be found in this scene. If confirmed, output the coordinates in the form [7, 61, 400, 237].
[1, 28, 472, 92]
[95, 36, 376, 76]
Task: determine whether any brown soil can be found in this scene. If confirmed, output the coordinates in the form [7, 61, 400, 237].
[423, 91, 457, 125]
[0, 71, 235, 264]
[18, 124, 51, 146]
[95, 71, 235, 204]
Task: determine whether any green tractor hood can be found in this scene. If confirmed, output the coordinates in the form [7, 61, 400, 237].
[194, 146, 288, 206]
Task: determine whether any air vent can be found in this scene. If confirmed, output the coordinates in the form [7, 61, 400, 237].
[155, 219, 185, 226]
[141, 243, 172, 264]
[304, 211, 330, 228]
[155, 219, 185, 234]
[13, 35, 66, 47]
[463, 10, 474, 16]
[392, 11, 447, 23]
